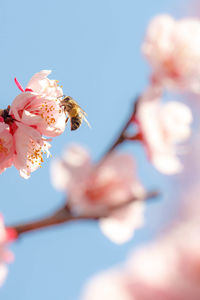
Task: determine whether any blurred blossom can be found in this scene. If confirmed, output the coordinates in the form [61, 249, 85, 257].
[51, 145, 145, 244]
[142, 15, 200, 93]
[136, 86, 192, 174]
[82, 270, 132, 300]
[0, 215, 14, 288]
[82, 220, 200, 300]
[172, 131, 200, 220]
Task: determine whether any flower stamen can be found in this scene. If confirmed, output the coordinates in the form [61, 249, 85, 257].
[0, 139, 8, 156]
[14, 78, 25, 92]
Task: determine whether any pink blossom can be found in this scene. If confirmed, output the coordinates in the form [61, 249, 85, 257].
[0, 70, 67, 178]
[82, 270, 132, 300]
[82, 221, 200, 300]
[125, 221, 200, 300]
[136, 87, 192, 174]
[142, 15, 200, 93]
[51, 145, 145, 243]
[0, 215, 14, 288]
[14, 123, 51, 179]
[10, 92, 66, 137]
[0, 122, 14, 174]
[10, 70, 66, 137]
[26, 70, 63, 98]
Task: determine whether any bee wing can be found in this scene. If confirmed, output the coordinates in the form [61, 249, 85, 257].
[83, 115, 91, 128]
[78, 106, 87, 116]
[78, 106, 91, 128]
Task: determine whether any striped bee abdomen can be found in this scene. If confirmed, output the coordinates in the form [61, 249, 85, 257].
[70, 116, 82, 130]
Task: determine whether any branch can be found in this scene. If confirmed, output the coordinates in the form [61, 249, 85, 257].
[7, 190, 159, 237]
[103, 97, 140, 158]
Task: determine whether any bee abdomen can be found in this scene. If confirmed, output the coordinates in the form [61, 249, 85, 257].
[71, 116, 82, 130]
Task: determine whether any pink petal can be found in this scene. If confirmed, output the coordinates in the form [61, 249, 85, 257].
[99, 201, 145, 244]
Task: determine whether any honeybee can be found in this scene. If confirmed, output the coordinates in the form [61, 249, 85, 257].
[60, 96, 90, 131]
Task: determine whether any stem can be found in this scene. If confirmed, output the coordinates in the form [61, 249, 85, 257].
[103, 97, 139, 157]
[7, 190, 159, 237]
[123, 132, 142, 142]
[11, 206, 73, 236]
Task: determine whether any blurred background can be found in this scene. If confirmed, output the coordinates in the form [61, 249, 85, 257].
[0, 0, 195, 299]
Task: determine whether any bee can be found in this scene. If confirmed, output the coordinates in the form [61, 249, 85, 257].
[60, 96, 90, 131]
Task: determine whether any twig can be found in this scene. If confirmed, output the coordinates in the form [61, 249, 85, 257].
[103, 97, 140, 158]
[7, 190, 159, 237]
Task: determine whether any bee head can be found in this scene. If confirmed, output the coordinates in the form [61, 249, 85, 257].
[62, 96, 73, 102]
[60, 96, 77, 114]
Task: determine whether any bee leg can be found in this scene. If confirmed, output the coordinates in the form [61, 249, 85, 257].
[65, 117, 69, 124]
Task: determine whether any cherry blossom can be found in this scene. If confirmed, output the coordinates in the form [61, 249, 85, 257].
[142, 15, 200, 93]
[125, 221, 200, 300]
[13, 123, 51, 179]
[0, 70, 68, 178]
[0, 122, 14, 174]
[26, 70, 63, 99]
[10, 70, 66, 137]
[82, 221, 200, 300]
[51, 145, 145, 243]
[0, 215, 15, 288]
[136, 86, 192, 174]
[82, 270, 132, 300]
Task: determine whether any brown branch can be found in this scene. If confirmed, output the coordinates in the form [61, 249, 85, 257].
[7, 190, 159, 237]
[103, 97, 140, 158]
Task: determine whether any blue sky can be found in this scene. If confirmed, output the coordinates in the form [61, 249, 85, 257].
[0, 0, 191, 299]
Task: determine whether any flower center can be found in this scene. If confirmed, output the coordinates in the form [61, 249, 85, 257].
[39, 102, 59, 125]
[0, 139, 8, 156]
[163, 57, 180, 79]
[27, 140, 45, 168]
[27, 99, 62, 126]
[84, 176, 116, 203]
